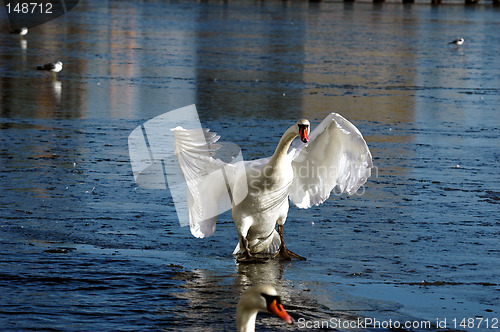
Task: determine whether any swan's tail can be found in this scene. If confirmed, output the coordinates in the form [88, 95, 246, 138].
[232, 230, 281, 255]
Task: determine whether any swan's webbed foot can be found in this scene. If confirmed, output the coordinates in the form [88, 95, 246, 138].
[273, 247, 307, 261]
[236, 252, 269, 264]
[236, 236, 269, 264]
[273, 224, 307, 261]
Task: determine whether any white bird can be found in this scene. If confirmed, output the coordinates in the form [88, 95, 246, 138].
[36, 61, 63, 73]
[172, 113, 372, 261]
[237, 285, 293, 332]
[11, 27, 28, 36]
[449, 38, 464, 47]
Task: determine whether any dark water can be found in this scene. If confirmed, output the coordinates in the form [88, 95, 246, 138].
[1, 1, 499, 331]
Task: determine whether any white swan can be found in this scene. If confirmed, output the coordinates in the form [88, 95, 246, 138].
[237, 285, 293, 332]
[172, 113, 372, 261]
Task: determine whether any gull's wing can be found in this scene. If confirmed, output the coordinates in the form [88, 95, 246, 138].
[172, 127, 246, 238]
[289, 113, 372, 209]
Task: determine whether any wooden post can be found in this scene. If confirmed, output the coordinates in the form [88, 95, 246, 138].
[403, 0, 415, 3]
[494, 0, 500, 5]
[431, 0, 442, 5]
[465, 0, 479, 4]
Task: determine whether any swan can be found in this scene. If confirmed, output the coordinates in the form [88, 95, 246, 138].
[172, 113, 372, 261]
[237, 285, 293, 332]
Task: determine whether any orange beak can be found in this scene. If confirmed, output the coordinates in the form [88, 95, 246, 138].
[268, 299, 294, 324]
[299, 126, 309, 143]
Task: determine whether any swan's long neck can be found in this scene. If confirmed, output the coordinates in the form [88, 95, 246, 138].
[269, 125, 297, 167]
[236, 305, 258, 332]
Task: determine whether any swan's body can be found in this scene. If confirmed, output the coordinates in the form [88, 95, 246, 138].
[230, 121, 309, 258]
[237, 285, 293, 332]
[172, 113, 372, 260]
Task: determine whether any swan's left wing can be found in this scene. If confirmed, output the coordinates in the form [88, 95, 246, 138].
[289, 113, 372, 209]
[172, 127, 246, 238]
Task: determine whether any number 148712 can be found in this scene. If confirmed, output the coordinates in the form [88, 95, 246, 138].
[6, 2, 53, 14]
[452, 317, 498, 329]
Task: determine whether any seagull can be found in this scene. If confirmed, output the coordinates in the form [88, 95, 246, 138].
[172, 113, 372, 262]
[11, 27, 28, 36]
[36, 61, 63, 74]
[449, 38, 464, 47]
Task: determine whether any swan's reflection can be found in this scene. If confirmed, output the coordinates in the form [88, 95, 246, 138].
[170, 259, 300, 330]
[169, 258, 361, 330]
[235, 259, 290, 297]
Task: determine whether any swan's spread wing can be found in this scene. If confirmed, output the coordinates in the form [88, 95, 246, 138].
[289, 113, 372, 209]
[172, 127, 246, 238]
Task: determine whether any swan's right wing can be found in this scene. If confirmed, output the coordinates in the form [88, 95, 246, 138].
[172, 127, 246, 238]
[289, 113, 372, 209]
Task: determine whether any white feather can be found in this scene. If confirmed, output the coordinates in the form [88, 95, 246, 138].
[172, 127, 246, 238]
[289, 113, 373, 208]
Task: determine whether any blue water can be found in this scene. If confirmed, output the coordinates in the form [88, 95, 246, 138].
[1, 1, 499, 331]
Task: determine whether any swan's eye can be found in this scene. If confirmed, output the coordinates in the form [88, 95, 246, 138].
[261, 293, 282, 309]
